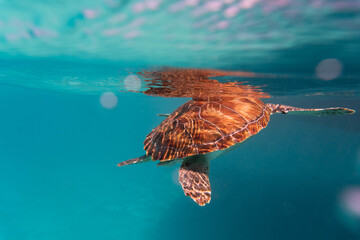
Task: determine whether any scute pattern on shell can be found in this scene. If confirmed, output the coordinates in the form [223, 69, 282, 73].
[144, 97, 271, 161]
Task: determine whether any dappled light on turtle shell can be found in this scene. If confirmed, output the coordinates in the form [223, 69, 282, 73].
[138, 67, 270, 99]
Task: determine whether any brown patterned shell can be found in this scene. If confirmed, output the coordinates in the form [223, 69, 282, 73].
[144, 97, 271, 161]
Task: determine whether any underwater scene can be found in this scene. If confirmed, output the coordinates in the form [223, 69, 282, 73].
[0, 0, 360, 239]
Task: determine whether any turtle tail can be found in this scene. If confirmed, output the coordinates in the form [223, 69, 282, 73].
[266, 103, 355, 116]
[117, 155, 149, 167]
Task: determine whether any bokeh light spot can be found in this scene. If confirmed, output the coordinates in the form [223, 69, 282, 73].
[185, 0, 199, 6]
[217, 20, 229, 29]
[342, 187, 360, 216]
[315, 58, 343, 80]
[205, 1, 223, 12]
[83, 9, 98, 19]
[124, 31, 141, 39]
[100, 92, 118, 109]
[133, 2, 145, 13]
[146, 0, 161, 10]
[124, 74, 142, 92]
[224, 5, 239, 18]
[171, 168, 181, 186]
[338, 186, 360, 235]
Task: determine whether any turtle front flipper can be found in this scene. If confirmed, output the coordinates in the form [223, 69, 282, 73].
[179, 158, 211, 206]
[267, 103, 355, 116]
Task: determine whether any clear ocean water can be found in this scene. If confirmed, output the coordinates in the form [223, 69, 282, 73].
[0, 0, 360, 239]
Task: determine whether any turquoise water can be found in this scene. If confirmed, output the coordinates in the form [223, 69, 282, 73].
[1, 0, 360, 239]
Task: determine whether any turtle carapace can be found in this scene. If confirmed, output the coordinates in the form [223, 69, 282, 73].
[118, 68, 355, 206]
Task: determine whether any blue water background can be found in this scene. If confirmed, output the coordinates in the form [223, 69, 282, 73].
[0, 85, 359, 240]
[0, 0, 360, 239]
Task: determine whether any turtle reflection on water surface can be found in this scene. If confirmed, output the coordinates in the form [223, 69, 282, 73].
[118, 68, 355, 206]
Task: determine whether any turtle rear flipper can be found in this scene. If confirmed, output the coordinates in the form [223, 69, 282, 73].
[286, 107, 355, 116]
[267, 104, 355, 116]
[118, 155, 149, 167]
[179, 158, 211, 206]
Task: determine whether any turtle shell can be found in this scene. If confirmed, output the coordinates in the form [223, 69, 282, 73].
[144, 97, 271, 161]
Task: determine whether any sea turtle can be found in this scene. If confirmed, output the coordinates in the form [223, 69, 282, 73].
[118, 68, 355, 206]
